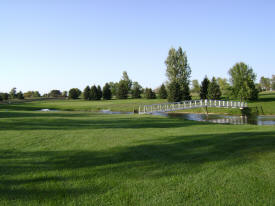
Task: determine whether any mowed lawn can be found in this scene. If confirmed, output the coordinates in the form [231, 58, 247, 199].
[1, 91, 275, 115]
[0, 109, 275, 205]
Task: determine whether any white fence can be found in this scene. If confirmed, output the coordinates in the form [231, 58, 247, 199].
[139, 99, 247, 114]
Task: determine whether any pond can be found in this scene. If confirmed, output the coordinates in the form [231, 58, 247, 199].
[153, 112, 275, 125]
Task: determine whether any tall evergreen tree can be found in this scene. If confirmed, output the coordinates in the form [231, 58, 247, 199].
[83, 86, 91, 100]
[90, 85, 98, 100]
[159, 84, 167, 99]
[181, 83, 192, 100]
[117, 80, 128, 99]
[168, 81, 181, 102]
[208, 77, 222, 99]
[200, 77, 210, 99]
[103, 83, 112, 100]
[97, 85, 102, 100]
[144, 88, 156, 99]
[165, 47, 191, 101]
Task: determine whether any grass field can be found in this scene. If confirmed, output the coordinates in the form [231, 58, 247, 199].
[1, 91, 275, 115]
[0, 107, 275, 205]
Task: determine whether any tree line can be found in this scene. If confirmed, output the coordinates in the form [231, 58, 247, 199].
[1, 47, 273, 102]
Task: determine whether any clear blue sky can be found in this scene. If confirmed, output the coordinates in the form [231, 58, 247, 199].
[0, 0, 274, 94]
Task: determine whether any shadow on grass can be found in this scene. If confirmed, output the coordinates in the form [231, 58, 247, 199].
[0, 130, 275, 202]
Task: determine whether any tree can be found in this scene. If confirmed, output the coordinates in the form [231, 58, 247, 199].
[0, 95, 2, 101]
[272, 75, 275, 90]
[144, 88, 156, 99]
[165, 47, 192, 101]
[131, 82, 142, 98]
[9, 87, 17, 99]
[117, 80, 128, 99]
[103, 83, 112, 100]
[0, 93, 9, 100]
[260, 76, 271, 91]
[62, 91, 68, 98]
[122, 71, 132, 93]
[24, 91, 41, 98]
[217, 77, 231, 98]
[159, 84, 167, 99]
[69, 88, 81, 99]
[97, 85, 102, 100]
[168, 81, 181, 102]
[17, 91, 24, 99]
[90, 85, 98, 100]
[109, 82, 118, 97]
[229, 62, 258, 101]
[49, 90, 62, 98]
[83, 86, 91, 100]
[200, 77, 210, 99]
[208, 77, 222, 99]
[191, 80, 200, 94]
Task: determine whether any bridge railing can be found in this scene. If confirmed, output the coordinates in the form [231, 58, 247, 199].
[139, 99, 247, 114]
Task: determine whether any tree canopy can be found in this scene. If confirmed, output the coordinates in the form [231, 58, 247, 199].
[229, 62, 258, 101]
[165, 47, 192, 101]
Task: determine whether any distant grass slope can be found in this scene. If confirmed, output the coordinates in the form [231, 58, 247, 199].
[0, 110, 274, 205]
[1, 91, 275, 114]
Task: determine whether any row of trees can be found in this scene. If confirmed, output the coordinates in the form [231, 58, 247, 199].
[259, 75, 275, 91]
[1, 47, 271, 102]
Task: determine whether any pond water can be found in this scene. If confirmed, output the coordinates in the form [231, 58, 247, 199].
[152, 112, 275, 125]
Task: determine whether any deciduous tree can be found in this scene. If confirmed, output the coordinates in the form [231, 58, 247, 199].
[229, 62, 258, 101]
[165, 47, 191, 101]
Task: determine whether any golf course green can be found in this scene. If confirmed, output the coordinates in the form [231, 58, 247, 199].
[0, 92, 274, 205]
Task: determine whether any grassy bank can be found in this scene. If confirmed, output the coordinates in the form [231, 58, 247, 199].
[0, 109, 274, 205]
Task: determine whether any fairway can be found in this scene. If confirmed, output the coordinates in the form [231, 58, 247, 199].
[0, 109, 275, 205]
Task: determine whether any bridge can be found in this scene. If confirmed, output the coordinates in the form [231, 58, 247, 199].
[138, 99, 247, 114]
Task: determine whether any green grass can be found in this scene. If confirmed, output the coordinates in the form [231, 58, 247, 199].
[0, 91, 275, 115]
[0, 109, 275, 205]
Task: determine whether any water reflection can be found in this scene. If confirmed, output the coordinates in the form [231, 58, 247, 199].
[153, 112, 275, 125]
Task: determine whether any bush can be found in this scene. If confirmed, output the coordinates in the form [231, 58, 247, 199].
[103, 83, 112, 100]
[69, 88, 81, 99]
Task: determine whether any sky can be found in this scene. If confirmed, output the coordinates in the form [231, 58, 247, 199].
[0, 0, 274, 94]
